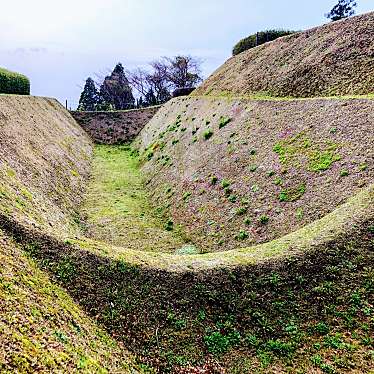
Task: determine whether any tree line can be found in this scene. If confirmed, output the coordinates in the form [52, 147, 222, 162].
[77, 55, 202, 111]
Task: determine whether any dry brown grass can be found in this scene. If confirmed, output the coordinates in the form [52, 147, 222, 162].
[0, 95, 92, 238]
[134, 96, 373, 253]
[194, 12, 374, 98]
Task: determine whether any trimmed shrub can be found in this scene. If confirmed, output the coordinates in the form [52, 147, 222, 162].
[0, 67, 30, 95]
[232, 29, 296, 56]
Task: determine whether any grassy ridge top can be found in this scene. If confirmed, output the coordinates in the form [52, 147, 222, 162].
[0, 67, 30, 95]
[194, 12, 374, 98]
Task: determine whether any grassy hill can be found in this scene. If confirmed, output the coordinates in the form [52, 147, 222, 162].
[194, 12, 374, 98]
[0, 95, 92, 238]
[134, 96, 373, 253]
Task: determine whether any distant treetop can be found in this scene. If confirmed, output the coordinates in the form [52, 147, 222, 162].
[232, 29, 296, 56]
[326, 0, 358, 21]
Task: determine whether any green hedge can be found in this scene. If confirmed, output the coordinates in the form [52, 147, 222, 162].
[232, 29, 296, 56]
[0, 67, 30, 95]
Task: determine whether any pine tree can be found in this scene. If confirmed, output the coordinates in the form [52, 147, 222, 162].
[137, 97, 144, 108]
[326, 0, 357, 21]
[77, 77, 99, 111]
[99, 63, 135, 110]
[157, 88, 171, 104]
[144, 89, 157, 107]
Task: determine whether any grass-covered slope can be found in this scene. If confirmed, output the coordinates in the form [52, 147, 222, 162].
[0, 229, 140, 373]
[80, 144, 186, 253]
[134, 96, 373, 252]
[194, 12, 374, 98]
[0, 95, 92, 238]
[3, 199, 373, 373]
[0, 67, 30, 95]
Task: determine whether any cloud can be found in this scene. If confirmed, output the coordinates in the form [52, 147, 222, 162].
[5, 47, 48, 56]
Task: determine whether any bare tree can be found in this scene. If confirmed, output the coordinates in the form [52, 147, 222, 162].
[147, 59, 172, 103]
[127, 67, 151, 97]
[164, 55, 203, 89]
[126, 55, 203, 106]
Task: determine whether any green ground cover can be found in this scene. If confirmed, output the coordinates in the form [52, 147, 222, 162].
[80, 144, 186, 253]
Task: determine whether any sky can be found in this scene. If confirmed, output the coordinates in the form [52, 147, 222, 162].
[0, 0, 373, 109]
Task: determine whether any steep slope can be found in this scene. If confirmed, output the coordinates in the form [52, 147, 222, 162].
[0, 95, 92, 238]
[194, 12, 374, 98]
[0, 229, 141, 373]
[134, 96, 373, 252]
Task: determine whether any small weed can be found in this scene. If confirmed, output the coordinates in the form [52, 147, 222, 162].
[244, 217, 251, 225]
[174, 319, 187, 330]
[323, 333, 344, 349]
[249, 165, 257, 172]
[228, 194, 237, 203]
[236, 230, 249, 240]
[279, 183, 306, 202]
[56, 258, 76, 282]
[314, 322, 330, 335]
[250, 149, 257, 156]
[265, 339, 295, 357]
[259, 215, 269, 224]
[203, 129, 213, 140]
[165, 219, 174, 231]
[274, 177, 283, 186]
[251, 184, 259, 193]
[359, 163, 368, 171]
[218, 116, 231, 129]
[224, 187, 233, 196]
[235, 207, 248, 216]
[221, 179, 231, 188]
[246, 334, 261, 348]
[311, 354, 323, 366]
[147, 151, 154, 161]
[183, 192, 192, 201]
[309, 151, 341, 172]
[211, 175, 218, 185]
[54, 331, 69, 344]
[197, 309, 206, 322]
[204, 329, 240, 355]
[296, 207, 304, 219]
[267, 170, 275, 177]
[340, 169, 349, 177]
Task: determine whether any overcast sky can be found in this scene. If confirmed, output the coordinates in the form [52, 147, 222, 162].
[0, 0, 372, 108]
